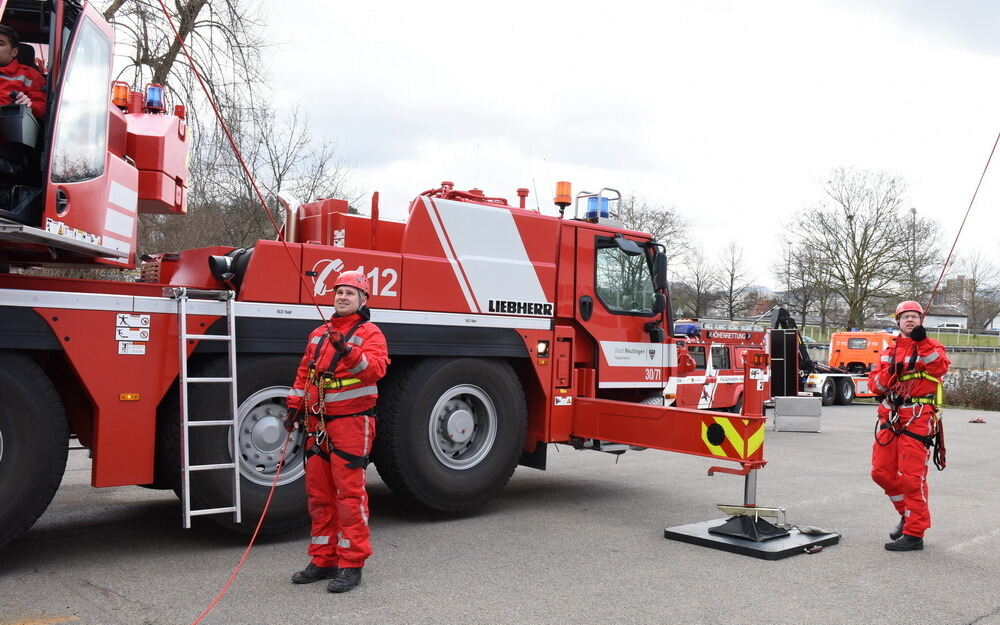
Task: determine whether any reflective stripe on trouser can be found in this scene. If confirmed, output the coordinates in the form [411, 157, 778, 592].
[871, 406, 934, 538]
[306, 414, 375, 568]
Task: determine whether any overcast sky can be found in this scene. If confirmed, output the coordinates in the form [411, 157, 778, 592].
[263, 0, 1000, 290]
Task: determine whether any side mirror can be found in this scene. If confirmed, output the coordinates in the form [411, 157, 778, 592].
[651, 292, 666, 314]
[614, 234, 643, 256]
[653, 251, 667, 290]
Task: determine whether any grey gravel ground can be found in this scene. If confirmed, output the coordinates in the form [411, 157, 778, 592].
[1, 403, 998, 625]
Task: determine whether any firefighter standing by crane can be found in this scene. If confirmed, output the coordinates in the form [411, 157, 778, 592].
[869, 300, 950, 551]
[285, 271, 389, 592]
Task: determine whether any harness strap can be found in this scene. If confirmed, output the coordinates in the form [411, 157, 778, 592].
[322, 407, 377, 422]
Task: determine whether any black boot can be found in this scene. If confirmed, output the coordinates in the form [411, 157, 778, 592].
[885, 534, 923, 551]
[889, 516, 905, 541]
[291, 562, 340, 584]
[327, 567, 362, 593]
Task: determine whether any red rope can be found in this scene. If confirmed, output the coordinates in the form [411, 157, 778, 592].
[925, 129, 1000, 309]
[152, 0, 335, 329]
[147, 3, 345, 623]
[188, 432, 294, 625]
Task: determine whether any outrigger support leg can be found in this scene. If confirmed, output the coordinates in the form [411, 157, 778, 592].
[707, 469, 790, 541]
[664, 463, 840, 560]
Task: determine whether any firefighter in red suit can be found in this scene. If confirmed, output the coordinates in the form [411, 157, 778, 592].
[285, 270, 388, 592]
[0, 25, 46, 118]
[868, 300, 949, 551]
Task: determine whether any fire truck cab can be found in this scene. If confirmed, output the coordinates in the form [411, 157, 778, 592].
[666, 324, 769, 413]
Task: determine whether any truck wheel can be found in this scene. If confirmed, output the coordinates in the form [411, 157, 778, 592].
[820, 379, 836, 406]
[176, 355, 308, 536]
[728, 394, 744, 414]
[373, 358, 527, 512]
[0, 353, 68, 548]
[835, 378, 856, 406]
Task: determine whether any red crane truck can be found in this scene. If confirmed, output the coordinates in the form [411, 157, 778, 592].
[0, 0, 769, 549]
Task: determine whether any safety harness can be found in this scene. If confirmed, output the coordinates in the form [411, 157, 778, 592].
[876, 354, 947, 470]
[303, 316, 376, 469]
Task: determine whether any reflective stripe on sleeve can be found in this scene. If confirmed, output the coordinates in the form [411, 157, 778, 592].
[921, 352, 940, 364]
[347, 354, 369, 375]
[310, 335, 323, 344]
[323, 385, 379, 403]
[889, 494, 904, 502]
[349, 336, 364, 346]
[880, 355, 892, 363]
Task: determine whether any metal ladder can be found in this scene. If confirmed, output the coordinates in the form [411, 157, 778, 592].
[173, 287, 241, 528]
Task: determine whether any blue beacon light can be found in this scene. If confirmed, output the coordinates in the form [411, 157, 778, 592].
[144, 83, 165, 112]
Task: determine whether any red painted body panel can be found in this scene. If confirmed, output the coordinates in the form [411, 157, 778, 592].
[35, 307, 196, 487]
[126, 113, 188, 215]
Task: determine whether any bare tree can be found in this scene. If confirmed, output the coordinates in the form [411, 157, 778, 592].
[788, 168, 940, 328]
[953, 254, 1000, 329]
[617, 194, 689, 263]
[103, 0, 265, 135]
[672, 246, 719, 317]
[898, 206, 941, 302]
[717, 241, 753, 320]
[102, 2, 359, 253]
[778, 241, 842, 329]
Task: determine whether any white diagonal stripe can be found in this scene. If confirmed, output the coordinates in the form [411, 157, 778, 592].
[104, 207, 134, 237]
[432, 198, 548, 311]
[109, 181, 138, 213]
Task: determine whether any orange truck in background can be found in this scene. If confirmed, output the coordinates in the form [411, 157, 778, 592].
[827, 331, 895, 374]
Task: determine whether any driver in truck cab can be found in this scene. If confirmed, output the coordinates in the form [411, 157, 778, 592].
[0, 25, 45, 119]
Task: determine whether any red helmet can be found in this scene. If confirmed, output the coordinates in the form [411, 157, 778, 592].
[894, 300, 924, 319]
[333, 270, 370, 297]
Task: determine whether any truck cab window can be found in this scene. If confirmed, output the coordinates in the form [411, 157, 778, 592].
[594, 237, 655, 314]
[687, 345, 707, 369]
[50, 18, 110, 183]
[711, 345, 730, 369]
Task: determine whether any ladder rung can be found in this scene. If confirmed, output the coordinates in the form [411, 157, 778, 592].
[188, 462, 237, 471]
[189, 420, 235, 427]
[185, 334, 233, 341]
[190, 506, 238, 517]
[187, 377, 233, 384]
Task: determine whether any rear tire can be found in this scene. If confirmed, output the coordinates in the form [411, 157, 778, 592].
[373, 358, 527, 512]
[0, 353, 68, 548]
[168, 355, 309, 536]
[834, 378, 856, 406]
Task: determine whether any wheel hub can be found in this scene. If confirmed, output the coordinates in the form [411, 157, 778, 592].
[234, 387, 306, 486]
[428, 385, 498, 470]
[444, 406, 475, 444]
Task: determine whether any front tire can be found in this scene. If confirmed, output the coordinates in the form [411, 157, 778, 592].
[175, 355, 309, 535]
[820, 379, 836, 406]
[373, 358, 527, 512]
[0, 353, 68, 548]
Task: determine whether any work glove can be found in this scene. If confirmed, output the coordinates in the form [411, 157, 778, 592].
[283, 407, 303, 433]
[910, 325, 927, 342]
[331, 331, 351, 356]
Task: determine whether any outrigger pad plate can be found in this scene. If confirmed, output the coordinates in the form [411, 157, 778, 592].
[664, 518, 840, 560]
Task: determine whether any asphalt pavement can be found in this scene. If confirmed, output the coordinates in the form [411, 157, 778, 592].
[1, 403, 999, 625]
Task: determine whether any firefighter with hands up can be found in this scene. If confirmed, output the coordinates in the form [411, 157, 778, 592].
[284, 270, 388, 592]
[868, 300, 950, 552]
